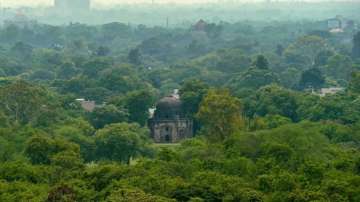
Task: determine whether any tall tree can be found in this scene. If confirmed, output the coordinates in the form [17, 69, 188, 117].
[276, 44, 284, 56]
[285, 35, 328, 66]
[88, 105, 128, 129]
[298, 68, 325, 90]
[180, 79, 209, 117]
[124, 90, 156, 126]
[128, 48, 142, 65]
[197, 89, 244, 142]
[253, 55, 269, 69]
[348, 71, 360, 94]
[180, 79, 209, 133]
[95, 123, 151, 164]
[0, 80, 52, 125]
[353, 32, 360, 59]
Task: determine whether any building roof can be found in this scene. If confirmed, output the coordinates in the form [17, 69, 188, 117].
[152, 95, 183, 120]
[156, 96, 182, 110]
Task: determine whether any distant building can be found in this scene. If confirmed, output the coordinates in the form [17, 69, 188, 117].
[326, 15, 357, 33]
[54, 0, 91, 12]
[327, 16, 343, 30]
[319, 87, 344, 97]
[329, 28, 344, 34]
[76, 99, 96, 112]
[148, 91, 193, 143]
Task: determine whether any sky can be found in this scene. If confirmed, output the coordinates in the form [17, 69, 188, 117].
[0, 0, 216, 7]
[0, 0, 356, 7]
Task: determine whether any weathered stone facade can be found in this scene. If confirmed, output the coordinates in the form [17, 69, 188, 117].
[148, 96, 193, 143]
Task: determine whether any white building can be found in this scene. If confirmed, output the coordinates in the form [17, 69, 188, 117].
[319, 87, 344, 97]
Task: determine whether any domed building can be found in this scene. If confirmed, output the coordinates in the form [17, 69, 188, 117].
[148, 93, 193, 143]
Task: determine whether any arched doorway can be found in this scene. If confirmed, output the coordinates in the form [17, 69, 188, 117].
[161, 126, 172, 143]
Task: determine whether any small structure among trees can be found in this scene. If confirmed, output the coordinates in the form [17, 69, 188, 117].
[148, 91, 193, 143]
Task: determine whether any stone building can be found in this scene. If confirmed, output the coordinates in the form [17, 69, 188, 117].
[148, 95, 193, 143]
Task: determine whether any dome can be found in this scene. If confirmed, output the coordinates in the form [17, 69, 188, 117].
[156, 96, 182, 109]
[154, 96, 183, 119]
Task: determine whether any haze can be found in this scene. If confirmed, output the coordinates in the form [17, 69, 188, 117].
[2, 0, 218, 7]
[0, 0, 356, 7]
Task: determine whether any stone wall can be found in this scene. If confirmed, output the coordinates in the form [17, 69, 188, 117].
[149, 119, 193, 143]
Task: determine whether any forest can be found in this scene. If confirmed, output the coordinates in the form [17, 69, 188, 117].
[0, 6, 360, 201]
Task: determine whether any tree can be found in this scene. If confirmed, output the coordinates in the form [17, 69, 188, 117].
[348, 71, 360, 94]
[10, 41, 33, 61]
[25, 135, 80, 165]
[197, 89, 244, 142]
[227, 67, 278, 91]
[128, 48, 142, 65]
[101, 22, 131, 41]
[352, 32, 360, 59]
[325, 54, 353, 81]
[243, 85, 299, 122]
[213, 49, 252, 73]
[276, 44, 284, 56]
[285, 35, 328, 66]
[24, 135, 54, 165]
[314, 50, 334, 67]
[180, 80, 209, 132]
[107, 188, 175, 202]
[204, 23, 223, 39]
[56, 62, 78, 79]
[124, 90, 156, 126]
[51, 151, 84, 170]
[180, 79, 209, 117]
[88, 105, 128, 129]
[0, 181, 48, 202]
[0, 80, 53, 125]
[100, 65, 146, 93]
[96, 46, 111, 56]
[253, 55, 269, 70]
[95, 123, 151, 163]
[298, 68, 325, 90]
[82, 57, 113, 78]
[46, 185, 76, 202]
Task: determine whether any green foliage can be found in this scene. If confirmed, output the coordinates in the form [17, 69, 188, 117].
[128, 48, 142, 65]
[244, 85, 298, 121]
[95, 123, 152, 163]
[124, 90, 156, 126]
[197, 89, 244, 142]
[108, 188, 175, 202]
[325, 54, 353, 81]
[353, 31, 360, 59]
[285, 35, 328, 66]
[228, 67, 278, 91]
[0, 181, 48, 202]
[180, 79, 209, 116]
[25, 134, 80, 165]
[25, 135, 54, 165]
[0, 80, 60, 125]
[88, 105, 129, 129]
[348, 71, 360, 94]
[0, 15, 360, 202]
[298, 68, 325, 90]
[253, 55, 269, 70]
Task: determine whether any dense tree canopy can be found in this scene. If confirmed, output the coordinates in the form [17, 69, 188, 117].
[0, 12, 359, 202]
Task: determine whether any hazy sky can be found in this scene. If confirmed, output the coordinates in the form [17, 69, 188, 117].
[0, 0, 217, 7]
[0, 0, 355, 7]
